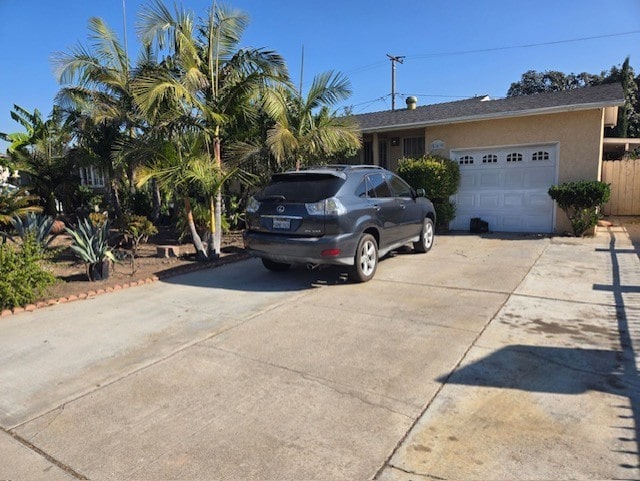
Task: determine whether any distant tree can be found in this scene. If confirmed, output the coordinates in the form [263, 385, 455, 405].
[507, 57, 639, 138]
[506, 70, 601, 97]
[601, 57, 639, 137]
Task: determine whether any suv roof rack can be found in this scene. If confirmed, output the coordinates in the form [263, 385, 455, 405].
[302, 164, 385, 172]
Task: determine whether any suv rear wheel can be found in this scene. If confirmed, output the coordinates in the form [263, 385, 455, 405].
[349, 233, 378, 282]
[413, 217, 434, 253]
[262, 258, 291, 272]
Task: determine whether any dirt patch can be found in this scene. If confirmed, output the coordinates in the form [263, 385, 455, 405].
[36, 227, 247, 304]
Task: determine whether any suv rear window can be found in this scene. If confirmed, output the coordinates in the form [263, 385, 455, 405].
[257, 174, 346, 203]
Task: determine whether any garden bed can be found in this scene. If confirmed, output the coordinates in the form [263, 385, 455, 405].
[36, 227, 247, 305]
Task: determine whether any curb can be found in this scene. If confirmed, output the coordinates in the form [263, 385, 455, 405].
[1, 252, 251, 318]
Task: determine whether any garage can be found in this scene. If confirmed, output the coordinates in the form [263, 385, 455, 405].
[449, 144, 558, 233]
[354, 83, 625, 234]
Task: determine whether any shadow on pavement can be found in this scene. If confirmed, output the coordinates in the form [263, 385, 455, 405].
[161, 258, 353, 292]
[438, 225, 640, 474]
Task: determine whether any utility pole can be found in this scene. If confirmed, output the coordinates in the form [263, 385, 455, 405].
[387, 54, 405, 110]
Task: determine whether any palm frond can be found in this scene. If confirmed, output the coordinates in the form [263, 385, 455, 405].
[305, 71, 352, 111]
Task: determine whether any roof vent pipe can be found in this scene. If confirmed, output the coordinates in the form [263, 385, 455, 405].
[406, 96, 417, 110]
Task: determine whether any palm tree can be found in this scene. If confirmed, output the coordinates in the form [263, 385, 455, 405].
[53, 16, 142, 216]
[134, 0, 288, 258]
[0, 105, 76, 215]
[0, 188, 42, 228]
[262, 70, 362, 171]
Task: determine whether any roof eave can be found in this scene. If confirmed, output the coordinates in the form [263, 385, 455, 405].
[359, 99, 626, 134]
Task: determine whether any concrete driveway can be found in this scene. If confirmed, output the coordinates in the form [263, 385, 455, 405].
[1, 225, 639, 480]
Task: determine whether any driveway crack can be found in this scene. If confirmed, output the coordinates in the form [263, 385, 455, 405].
[385, 463, 447, 480]
[207, 345, 415, 419]
[1, 425, 88, 480]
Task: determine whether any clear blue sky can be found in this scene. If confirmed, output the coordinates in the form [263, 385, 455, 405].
[1, 0, 639, 150]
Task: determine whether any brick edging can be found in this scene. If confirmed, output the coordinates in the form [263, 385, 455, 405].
[1, 252, 251, 318]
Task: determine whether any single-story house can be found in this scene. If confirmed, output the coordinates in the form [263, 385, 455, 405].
[353, 83, 625, 234]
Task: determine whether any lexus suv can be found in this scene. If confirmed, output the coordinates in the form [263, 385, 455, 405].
[243, 165, 436, 282]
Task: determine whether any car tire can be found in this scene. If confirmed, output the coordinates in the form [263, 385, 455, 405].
[414, 217, 435, 253]
[261, 258, 291, 272]
[349, 233, 378, 282]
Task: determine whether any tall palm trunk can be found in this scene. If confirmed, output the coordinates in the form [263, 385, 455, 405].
[151, 179, 161, 222]
[110, 178, 123, 218]
[212, 135, 222, 258]
[184, 195, 208, 261]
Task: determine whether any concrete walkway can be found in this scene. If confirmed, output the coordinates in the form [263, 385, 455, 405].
[1, 222, 639, 480]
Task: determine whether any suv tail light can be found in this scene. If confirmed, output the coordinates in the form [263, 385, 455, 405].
[305, 197, 346, 216]
[246, 196, 261, 213]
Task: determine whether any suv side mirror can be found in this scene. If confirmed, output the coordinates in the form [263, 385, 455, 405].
[415, 188, 426, 198]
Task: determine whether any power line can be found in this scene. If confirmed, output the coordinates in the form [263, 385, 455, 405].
[409, 30, 640, 59]
[344, 30, 640, 76]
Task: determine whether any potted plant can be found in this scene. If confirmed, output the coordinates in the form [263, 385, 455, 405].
[65, 218, 116, 281]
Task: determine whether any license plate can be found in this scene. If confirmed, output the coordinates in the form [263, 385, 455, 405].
[272, 218, 290, 230]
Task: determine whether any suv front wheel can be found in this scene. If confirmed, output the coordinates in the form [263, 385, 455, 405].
[349, 233, 378, 283]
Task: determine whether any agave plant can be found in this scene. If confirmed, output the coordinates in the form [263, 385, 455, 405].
[9, 213, 56, 251]
[65, 218, 116, 281]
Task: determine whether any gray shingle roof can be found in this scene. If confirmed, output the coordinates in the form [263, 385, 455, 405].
[354, 83, 625, 133]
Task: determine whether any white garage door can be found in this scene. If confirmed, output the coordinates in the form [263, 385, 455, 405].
[449, 144, 557, 233]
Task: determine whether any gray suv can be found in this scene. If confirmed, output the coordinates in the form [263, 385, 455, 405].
[243, 165, 436, 282]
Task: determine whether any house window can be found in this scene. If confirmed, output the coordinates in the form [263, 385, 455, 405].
[403, 137, 425, 158]
[532, 151, 550, 161]
[459, 155, 474, 165]
[79, 166, 106, 188]
[506, 153, 523, 163]
[482, 154, 498, 164]
[363, 141, 374, 165]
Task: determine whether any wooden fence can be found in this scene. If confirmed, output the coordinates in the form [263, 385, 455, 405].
[602, 159, 640, 215]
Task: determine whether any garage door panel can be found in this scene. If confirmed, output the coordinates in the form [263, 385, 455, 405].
[460, 175, 476, 189]
[526, 215, 553, 231]
[529, 193, 553, 208]
[505, 171, 525, 188]
[528, 169, 556, 188]
[504, 193, 524, 208]
[479, 193, 499, 208]
[503, 215, 524, 230]
[457, 193, 475, 209]
[450, 144, 557, 233]
[480, 172, 500, 187]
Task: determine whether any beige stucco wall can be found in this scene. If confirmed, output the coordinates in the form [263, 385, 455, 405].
[424, 109, 605, 233]
[425, 109, 605, 183]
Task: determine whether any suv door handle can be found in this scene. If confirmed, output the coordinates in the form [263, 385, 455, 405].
[371, 204, 381, 211]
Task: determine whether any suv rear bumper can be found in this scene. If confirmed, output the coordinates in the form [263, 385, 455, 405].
[243, 230, 359, 266]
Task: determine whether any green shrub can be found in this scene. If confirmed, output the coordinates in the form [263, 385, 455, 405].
[115, 214, 158, 256]
[0, 236, 56, 310]
[434, 200, 456, 228]
[398, 155, 461, 227]
[548, 180, 611, 236]
[224, 195, 246, 231]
